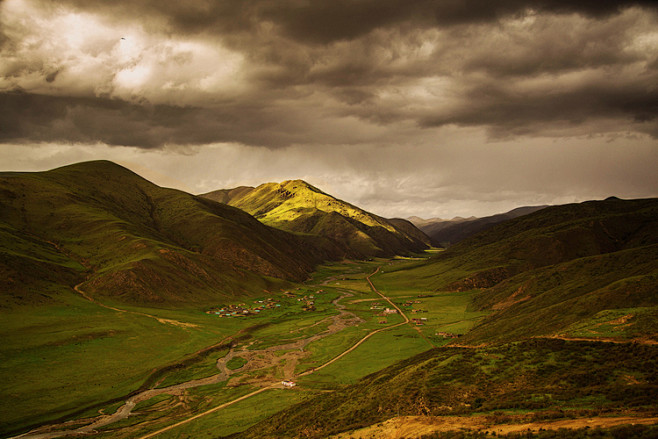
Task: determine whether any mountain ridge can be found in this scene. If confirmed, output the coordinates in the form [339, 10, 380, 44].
[411, 205, 548, 246]
[202, 179, 431, 259]
[0, 161, 342, 307]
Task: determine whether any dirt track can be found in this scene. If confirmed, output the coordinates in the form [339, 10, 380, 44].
[365, 267, 434, 347]
[73, 283, 197, 329]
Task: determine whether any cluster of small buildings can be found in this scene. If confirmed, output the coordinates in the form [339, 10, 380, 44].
[436, 331, 461, 339]
[296, 292, 323, 311]
[412, 317, 428, 326]
[207, 298, 281, 318]
[282, 380, 296, 388]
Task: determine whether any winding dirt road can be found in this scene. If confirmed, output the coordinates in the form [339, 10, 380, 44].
[365, 267, 434, 347]
[74, 283, 197, 329]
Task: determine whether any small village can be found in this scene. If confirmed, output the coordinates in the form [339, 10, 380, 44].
[207, 297, 282, 318]
[207, 290, 325, 318]
[295, 292, 320, 312]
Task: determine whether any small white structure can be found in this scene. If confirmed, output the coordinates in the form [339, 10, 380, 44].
[282, 380, 296, 388]
[383, 308, 398, 314]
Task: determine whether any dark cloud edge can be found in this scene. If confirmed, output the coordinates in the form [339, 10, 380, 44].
[52, 0, 658, 45]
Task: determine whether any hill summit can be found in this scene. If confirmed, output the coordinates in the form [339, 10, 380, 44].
[0, 161, 341, 306]
[202, 180, 431, 258]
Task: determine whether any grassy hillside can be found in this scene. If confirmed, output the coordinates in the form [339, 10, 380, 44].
[202, 180, 431, 259]
[235, 197, 658, 438]
[235, 339, 658, 438]
[0, 161, 341, 307]
[0, 161, 347, 435]
[382, 197, 658, 344]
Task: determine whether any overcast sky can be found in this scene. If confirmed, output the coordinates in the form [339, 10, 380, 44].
[1, 0, 657, 219]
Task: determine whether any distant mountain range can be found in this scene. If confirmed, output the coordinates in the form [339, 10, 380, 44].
[409, 205, 548, 246]
[202, 180, 431, 259]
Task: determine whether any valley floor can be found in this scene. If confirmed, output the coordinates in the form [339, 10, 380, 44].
[6, 255, 657, 439]
[8, 257, 439, 438]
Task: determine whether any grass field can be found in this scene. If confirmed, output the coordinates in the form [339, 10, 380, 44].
[0, 257, 408, 436]
[298, 325, 431, 387]
[0, 290, 248, 436]
[155, 388, 316, 439]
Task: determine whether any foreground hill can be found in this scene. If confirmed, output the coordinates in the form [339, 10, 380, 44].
[236, 339, 658, 438]
[202, 180, 431, 258]
[236, 197, 658, 438]
[411, 206, 547, 246]
[0, 161, 340, 306]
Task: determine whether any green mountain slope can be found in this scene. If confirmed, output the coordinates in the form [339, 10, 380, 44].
[388, 197, 658, 344]
[202, 180, 431, 258]
[235, 339, 658, 438]
[235, 197, 658, 438]
[0, 161, 340, 307]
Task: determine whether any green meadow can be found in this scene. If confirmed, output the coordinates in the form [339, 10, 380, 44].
[298, 325, 431, 387]
[0, 290, 246, 435]
[4, 226, 657, 439]
[154, 389, 315, 439]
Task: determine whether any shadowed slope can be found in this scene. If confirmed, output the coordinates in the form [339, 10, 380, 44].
[0, 161, 340, 306]
[398, 197, 658, 343]
[411, 206, 547, 246]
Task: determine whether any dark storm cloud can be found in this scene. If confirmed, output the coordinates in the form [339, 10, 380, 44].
[0, 91, 201, 148]
[419, 75, 658, 137]
[56, 0, 656, 43]
[431, 0, 657, 26]
[1, 0, 657, 148]
[0, 90, 367, 148]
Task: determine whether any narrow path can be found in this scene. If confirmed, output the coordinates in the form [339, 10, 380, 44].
[138, 386, 275, 439]
[538, 334, 658, 345]
[302, 267, 415, 374]
[365, 267, 434, 347]
[74, 283, 197, 329]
